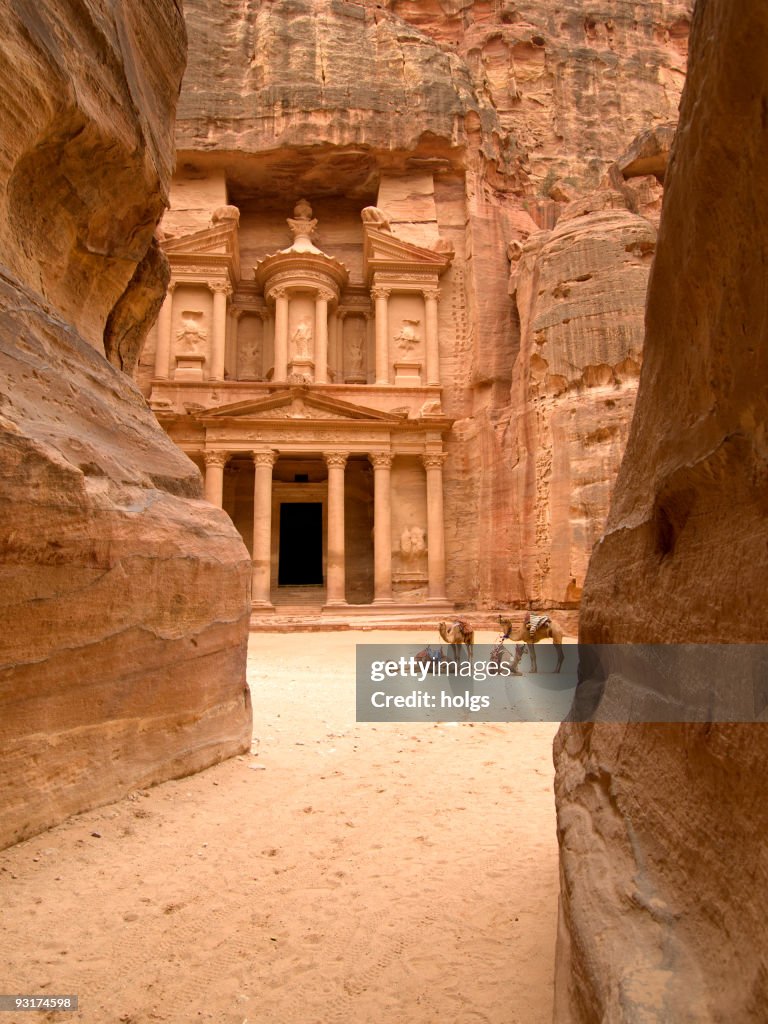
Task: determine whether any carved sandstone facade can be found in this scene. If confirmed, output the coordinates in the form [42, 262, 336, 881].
[143, 198, 454, 612]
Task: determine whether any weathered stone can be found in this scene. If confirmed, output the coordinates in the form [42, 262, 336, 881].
[554, 1, 768, 1019]
[502, 190, 655, 607]
[104, 238, 171, 374]
[0, 0, 253, 851]
[159, 0, 693, 616]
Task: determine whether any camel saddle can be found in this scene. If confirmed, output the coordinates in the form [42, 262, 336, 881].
[526, 613, 550, 637]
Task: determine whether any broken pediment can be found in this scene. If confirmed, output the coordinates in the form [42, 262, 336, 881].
[363, 225, 453, 283]
[161, 217, 241, 280]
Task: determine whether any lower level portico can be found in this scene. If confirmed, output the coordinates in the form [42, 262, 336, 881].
[160, 387, 453, 614]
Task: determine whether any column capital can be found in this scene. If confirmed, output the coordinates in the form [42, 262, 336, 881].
[370, 451, 394, 470]
[252, 449, 278, 468]
[316, 288, 335, 303]
[166, 280, 178, 294]
[371, 285, 391, 301]
[423, 287, 441, 302]
[422, 451, 448, 470]
[271, 285, 289, 300]
[210, 280, 233, 297]
[204, 450, 230, 468]
[325, 451, 349, 468]
[230, 307, 245, 320]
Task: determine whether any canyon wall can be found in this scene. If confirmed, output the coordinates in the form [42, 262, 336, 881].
[0, 0, 253, 850]
[554, 1, 768, 1019]
[169, 0, 691, 612]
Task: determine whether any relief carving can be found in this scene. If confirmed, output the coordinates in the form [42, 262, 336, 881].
[176, 311, 208, 354]
[394, 319, 421, 354]
[291, 317, 313, 359]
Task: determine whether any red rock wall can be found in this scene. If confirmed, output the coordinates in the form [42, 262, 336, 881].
[173, 0, 692, 612]
[0, 1, 253, 850]
[554, 1, 768, 1018]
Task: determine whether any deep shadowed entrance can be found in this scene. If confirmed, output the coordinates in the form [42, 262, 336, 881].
[278, 502, 323, 585]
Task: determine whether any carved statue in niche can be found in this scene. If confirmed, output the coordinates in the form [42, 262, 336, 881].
[347, 318, 365, 373]
[238, 336, 261, 379]
[176, 311, 207, 354]
[291, 317, 313, 359]
[400, 524, 427, 561]
[394, 319, 420, 354]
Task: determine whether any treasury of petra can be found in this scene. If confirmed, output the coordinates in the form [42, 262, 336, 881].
[3, 0, 768, 1020]
[136, 0, 689, 619]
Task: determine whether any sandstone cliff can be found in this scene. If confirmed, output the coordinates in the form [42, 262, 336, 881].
[554, 1, 768, 1018]
[173, 0, 692, 613]
[0, 0, 253, 850]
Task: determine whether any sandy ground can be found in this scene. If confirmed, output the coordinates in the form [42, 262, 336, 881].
[0, 630, 560, 1024]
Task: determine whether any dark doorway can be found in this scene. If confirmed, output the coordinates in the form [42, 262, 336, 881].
[278, 503, 323, 585]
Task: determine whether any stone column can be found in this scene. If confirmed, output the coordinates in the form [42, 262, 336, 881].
[370, 451, 394, 603]
[203, 450, 228, 507]
[210, 281, 231, 381]
[325, 452, 348, 605]
[153, 282, 176, 379]
[315, 289, 332, 385]
[372, 285, 391, 385]
[252, 449, 277, 607]
[228, 306, 243, 381]
[423, 451, 448, 600]
[423, 287, 441, 386]
[273, 287, 289, 382]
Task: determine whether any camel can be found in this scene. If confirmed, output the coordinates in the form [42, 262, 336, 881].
[498, 613, 565, 674]
[438, 619, 474, 665]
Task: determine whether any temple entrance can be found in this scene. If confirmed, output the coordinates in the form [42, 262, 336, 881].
[278, 502, 323, 585]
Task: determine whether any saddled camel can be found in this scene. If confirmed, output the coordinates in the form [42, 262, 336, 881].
[438, 619, 474, 664]
[498, 613, 565, 674]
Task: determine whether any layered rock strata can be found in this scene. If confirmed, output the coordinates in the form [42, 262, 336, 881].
[554, 1, 768, 1019]
[169, 0, 691, 613]
[0, 0, 253, 851]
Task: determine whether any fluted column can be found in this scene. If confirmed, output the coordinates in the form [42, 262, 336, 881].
[153, 282, 176, 379]
[203, 450, 228, 507]
[372, 285, 391, 385]
[423, 287, 441, 386]
[252, 449, 277, 607]
[370, 451, 394, 603]
[325, 452, 348, 605]
[273, 287, 289, 382]
[315, 289, 332, 385]
[210, 281, 231, 381]
[423, 451, 448, 599]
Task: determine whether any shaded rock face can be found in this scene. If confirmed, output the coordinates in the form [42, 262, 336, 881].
[172, 0, 691, 612]
[501, 197, 655, 607]
[554, 2, 768, 1019]
[0, 0, 253, 851]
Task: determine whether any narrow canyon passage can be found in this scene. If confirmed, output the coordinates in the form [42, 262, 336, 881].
[0, 632, 559, 1024]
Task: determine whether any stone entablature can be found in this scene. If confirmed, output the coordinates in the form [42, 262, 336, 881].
[149, 196, 456, 611]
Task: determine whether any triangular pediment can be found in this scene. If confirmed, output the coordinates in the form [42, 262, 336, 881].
[363, 226, 453, 280]
[163, 222, 238, 257]
[200, 387, 405, 424]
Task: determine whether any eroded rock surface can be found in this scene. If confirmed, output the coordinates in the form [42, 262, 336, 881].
[554, 1, 768, 1018]
[0, 0, 253, 850]
[170, 0, 692, 614]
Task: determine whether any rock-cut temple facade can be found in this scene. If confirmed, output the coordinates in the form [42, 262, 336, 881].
[143, 196, 456, 615]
